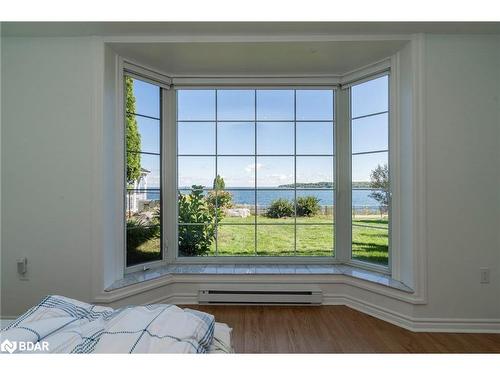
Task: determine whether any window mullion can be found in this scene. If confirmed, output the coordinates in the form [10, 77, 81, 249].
[164, 89, 177, 263]
[335, 88, 351, 263]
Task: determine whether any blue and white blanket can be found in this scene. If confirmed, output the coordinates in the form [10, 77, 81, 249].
[0, 295, 215, 353]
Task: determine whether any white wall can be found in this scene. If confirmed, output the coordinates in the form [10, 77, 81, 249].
[413, 34, 500, 319]
[1, 34, 499, 329]
[1, 37, 97, 315]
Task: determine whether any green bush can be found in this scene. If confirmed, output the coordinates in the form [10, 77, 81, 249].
[126, 218, 160, 250]
[296, 196, 321, 217]
[178, 185, 223, 256]
[205, 190, 233, 211]
[265, 198, 294, 218]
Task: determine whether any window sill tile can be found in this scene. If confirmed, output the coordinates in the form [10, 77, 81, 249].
[107, 263, 413, 293]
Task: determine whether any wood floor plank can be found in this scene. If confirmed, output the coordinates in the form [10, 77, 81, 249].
[186, 305, 500, 353]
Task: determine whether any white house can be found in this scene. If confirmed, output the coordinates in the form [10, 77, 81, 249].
[125, 168, 150, 214]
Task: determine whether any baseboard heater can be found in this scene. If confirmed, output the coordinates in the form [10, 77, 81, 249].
[198, 289, 322, 305]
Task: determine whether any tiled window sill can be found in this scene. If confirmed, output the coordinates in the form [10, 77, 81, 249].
[106, 264, 414, 293]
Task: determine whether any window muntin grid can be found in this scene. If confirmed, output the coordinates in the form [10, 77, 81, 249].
[177, 89, 336, 257]
[124, 75, 163, 267]
[350, 75, 390, 266]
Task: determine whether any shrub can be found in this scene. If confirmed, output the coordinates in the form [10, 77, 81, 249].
[205, 190, 233, 211]
[265, 198, 294, 218]
[296, 196, 321, 217]
[178, 185, 223, 256]
[126, 218, 160, 250]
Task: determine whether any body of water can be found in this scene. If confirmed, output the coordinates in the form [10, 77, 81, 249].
[148, 188, 384, 209]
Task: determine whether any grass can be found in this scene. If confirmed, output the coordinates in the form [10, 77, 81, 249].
[127, 214, 389, 266]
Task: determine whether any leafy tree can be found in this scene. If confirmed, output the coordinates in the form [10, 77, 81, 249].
[213, 174, 226, 190]
[125, 77, 141, 184]
[206, 190, 233, 211]
[207, 175, 232, 211]
[369, 164, 390, 211]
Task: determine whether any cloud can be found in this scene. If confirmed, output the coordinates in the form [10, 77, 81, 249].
[244, 163, 263, 173]
[269, 174, 291, 181]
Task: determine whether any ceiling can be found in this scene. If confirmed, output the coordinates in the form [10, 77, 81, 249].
[2, 22, 500, 37]
[4, 22, 497, 76]
[109, 40, 408, 76]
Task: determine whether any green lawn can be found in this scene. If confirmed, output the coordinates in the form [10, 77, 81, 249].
[127, 215, 389, 266]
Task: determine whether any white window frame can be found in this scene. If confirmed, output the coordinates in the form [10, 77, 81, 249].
[343, 70, 393, 275]
[118, 57, 399, 275]
[172, 85, 338, 264]
[121, 61, 171, 274]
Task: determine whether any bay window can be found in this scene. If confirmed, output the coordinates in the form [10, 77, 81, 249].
[123, 66, 391, 270]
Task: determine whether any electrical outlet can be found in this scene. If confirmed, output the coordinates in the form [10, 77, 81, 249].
[17, 257, 29, 280]
[480, 268, 490, 284]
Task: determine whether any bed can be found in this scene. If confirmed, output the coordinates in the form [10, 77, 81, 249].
[0, 295, 233, 354]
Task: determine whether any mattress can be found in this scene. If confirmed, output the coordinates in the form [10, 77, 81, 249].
[1, 318, 233, 353]
[209, 322, 234, 353]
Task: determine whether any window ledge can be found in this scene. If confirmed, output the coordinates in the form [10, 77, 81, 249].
[105, 264, 413, 293]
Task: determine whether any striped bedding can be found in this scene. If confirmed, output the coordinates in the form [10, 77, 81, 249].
[0, 295, 215, 353]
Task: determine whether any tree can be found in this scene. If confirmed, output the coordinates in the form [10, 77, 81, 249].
[213, 174, 225, 190]
[125, 77, 141, 184]
[369, 164, 390, 212]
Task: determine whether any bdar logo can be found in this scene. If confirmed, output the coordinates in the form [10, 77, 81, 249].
[1, 339, 17, 354]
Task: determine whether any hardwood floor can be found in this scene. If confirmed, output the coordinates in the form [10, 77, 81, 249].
[189, 305, 500, 353]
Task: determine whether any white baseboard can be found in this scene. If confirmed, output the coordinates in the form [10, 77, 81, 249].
[158, 292, 500, 333]
[323, 294, 500, 333]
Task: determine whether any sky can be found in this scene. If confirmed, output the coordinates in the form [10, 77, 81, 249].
[129, 76, 388, 189]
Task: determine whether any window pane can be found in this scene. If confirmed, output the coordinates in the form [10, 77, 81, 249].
[125, 76, 161, 268]
[351, 75, 388, 118]
[129, 78, 160, 119]
[175, 87, 338, 259]
[126, 224, 161, 267]
[178, 122, 215, 155]
[217, 156, 255, 188]
[217, 90, 255, 121]
[353, 189, 387, 215]
[218, 190, 255, 224]
[257, 189, 295, 223]
[217, 122, 254, 155]
[257, 156, 294, 187]
[296, 122, 334, 155]
[178, 224, 216, 257]
[178, 90, 215, 121]
[178, 189, 215, 224]
[256, 90, 294, 121]
[350, 72, 390, 265]
[296, 156, 334, 186]
[352, 113, 388, 154]
[178, 156, 215, 188]
[257, 122, 294, 155]
[296, 90, 334, 121]
[296, 225, 334, 256]
[352, 225, 388, 265]
[132, 154, 160, 188]
[126, 115, 160, 154]
[126, 188, 160, 216]
[216, 225, 255, 256]
[296, 190, 334, 223]
[257, 225, 294, 256]
[352, 152, 387, 184]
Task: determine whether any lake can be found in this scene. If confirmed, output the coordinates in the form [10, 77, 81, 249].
[149, 188, 384, 210]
